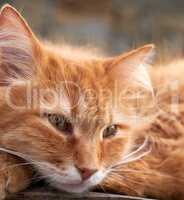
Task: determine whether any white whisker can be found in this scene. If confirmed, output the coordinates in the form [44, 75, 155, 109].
[122, 146, 151, 164]
[0, 147, 32, 161]
[31, 173, 58, 182]
[0, 147, 64, 180]
[110, 137, 151, 168]
[122, 137, 151, 162]
[0, 147, 48, 169]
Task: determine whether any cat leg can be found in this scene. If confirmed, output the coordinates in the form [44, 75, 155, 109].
[0, 152, 33, 200]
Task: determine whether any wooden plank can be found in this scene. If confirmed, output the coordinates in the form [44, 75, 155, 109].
[7, 187, 156, 200]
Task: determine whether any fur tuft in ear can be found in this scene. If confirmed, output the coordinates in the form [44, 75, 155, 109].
[0, 4, 40, 85]
[105, 44, 155, 91]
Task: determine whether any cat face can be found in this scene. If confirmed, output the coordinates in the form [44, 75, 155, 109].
[0, 5, 154, 193]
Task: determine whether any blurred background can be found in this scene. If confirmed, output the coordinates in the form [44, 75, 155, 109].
[1, 0, 184, 62]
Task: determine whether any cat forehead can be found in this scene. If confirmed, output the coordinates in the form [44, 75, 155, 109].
[39, 84, 113, 125]
[39, 54, 108, 108]
[42, 47, 105, 82]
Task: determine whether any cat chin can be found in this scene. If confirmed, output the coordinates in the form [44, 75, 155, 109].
[54, 182, 92, 193]
[35, 161, 107, 193]
[50, 170, 107, 193]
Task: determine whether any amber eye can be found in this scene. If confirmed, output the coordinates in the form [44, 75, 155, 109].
[103, 125, 118, 138]
[46, 113, 73, 134]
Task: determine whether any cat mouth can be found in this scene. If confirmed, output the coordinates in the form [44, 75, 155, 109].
[60, 180, 89, 188]
[54, 177, 100, 193]
[61, 181, 84, 186]
[58, 181, 92, 193]
[48, 170, 106, 193]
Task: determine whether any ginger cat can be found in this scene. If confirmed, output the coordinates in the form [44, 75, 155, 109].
[0, 4, 184, 200]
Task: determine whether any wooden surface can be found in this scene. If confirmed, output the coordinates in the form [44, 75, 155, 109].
[7, 187, 156, 200]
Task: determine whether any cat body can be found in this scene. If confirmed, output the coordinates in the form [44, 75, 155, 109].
[0, 4, 184, 200]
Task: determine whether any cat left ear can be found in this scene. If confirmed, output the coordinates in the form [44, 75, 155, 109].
[104, 44, 155, 91]
[0, 4, 41, 85]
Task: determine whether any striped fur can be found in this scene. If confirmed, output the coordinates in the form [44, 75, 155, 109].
[0, 4, 184, 200]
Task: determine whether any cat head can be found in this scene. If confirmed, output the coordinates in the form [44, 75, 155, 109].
[0, 5, 154, 193]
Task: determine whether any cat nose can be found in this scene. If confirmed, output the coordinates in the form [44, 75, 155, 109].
[77, 167, 97, 180]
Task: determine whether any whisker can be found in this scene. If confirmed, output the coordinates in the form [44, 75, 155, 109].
[109, 167, 184, 184]
[0, 162, 33, 172]
[123, 137, 151, 161]
[121, 148, 151, 164]
[110, 137, 151, 168]
[0, 147, 33, 161]
[0, 147, 54, 172]
[31, 173, 58, 183]
[97, 183, 106, 193]
[0, 147, 68, 186]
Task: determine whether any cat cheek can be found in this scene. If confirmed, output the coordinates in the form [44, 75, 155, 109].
[102, 138, 130, 165]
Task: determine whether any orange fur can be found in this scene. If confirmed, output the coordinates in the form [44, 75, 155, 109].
[0, 4, 184, 200]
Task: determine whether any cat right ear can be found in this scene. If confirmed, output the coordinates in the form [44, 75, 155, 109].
[0, 4, 41, 85]
[104, 44, 155, 91]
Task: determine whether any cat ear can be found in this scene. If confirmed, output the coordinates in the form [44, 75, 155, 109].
[105, 44, 155, 91]
[0, 4, 41, 85]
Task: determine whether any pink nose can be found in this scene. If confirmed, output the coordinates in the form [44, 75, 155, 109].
[77, 167, 97, 180]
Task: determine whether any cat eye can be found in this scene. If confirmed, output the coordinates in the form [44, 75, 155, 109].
[103, 125, 118, 138]
[46, 113, 73, 134]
